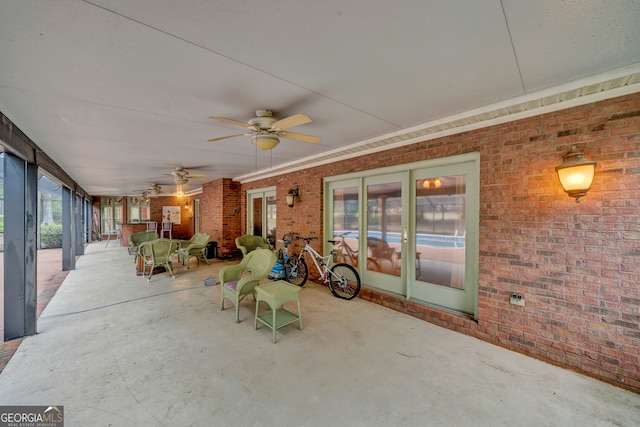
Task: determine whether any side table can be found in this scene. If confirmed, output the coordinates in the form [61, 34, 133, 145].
[255, 280, 302, 343]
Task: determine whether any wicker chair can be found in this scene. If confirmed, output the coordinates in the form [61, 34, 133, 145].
[235, 234, 270, 257]
[177, 233, 211, 269]
[127, 231, 159, 262]
[139, 238, 179, 282]
[220, 248, 276, 322]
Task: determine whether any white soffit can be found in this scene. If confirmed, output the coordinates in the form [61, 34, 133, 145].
[237, 65, 640, 183]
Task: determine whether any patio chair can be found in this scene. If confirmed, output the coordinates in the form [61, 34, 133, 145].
[127, 231, 159, 263]
[146, 221, 158, 233]
[235, 234, 270, 257]
[177, 233, 211, 269]
[160, 221, 172, 239]
[139, 238, 179, 282]
[220, 248, 276, 322]
[103, 220, 122, 248]
[367, 237, 396, 272]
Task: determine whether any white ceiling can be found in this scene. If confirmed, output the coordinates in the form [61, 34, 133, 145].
[1, 0, 639, 196]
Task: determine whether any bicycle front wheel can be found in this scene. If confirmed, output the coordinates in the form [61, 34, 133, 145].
[285, 255, 308, 287]
[329, 263, 361, 300]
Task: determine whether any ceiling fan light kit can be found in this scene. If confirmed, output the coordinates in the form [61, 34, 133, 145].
[253, 134, 280, 150]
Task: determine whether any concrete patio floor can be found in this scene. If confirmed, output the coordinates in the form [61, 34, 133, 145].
[0, 242, 638, 426]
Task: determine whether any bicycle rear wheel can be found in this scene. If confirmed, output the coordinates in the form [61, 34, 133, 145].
[285, 255, 308, 287]
[329, 263, 361, 300]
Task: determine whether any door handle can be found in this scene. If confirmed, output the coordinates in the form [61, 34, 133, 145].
[403, 228, 408, 243]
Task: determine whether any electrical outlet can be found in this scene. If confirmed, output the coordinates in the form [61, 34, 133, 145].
[510, 293, 525, 307]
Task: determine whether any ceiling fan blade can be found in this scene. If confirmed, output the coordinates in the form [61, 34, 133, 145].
[208, 133, 248, 142]
[188, 176, 208, 181]
[209, 116, 252, 128]
[271, 113, 312, 131]
[281, 131, 320, 144]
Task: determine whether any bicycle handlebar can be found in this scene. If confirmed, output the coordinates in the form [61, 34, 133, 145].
[336, 232, 354, 238]
[295, 236, 317, 243]
[297, 236, 346, 246]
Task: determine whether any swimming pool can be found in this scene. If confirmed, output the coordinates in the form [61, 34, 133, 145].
[334, 230, 465, 248]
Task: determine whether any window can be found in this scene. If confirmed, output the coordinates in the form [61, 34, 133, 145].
[128, 196, 150, 222]
[101, 197, 123, 230]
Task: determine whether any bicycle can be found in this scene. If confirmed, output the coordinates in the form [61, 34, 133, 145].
[285, 236, 361, 300]
[331, 232, 382, 272]
[331, 232, 359, 267]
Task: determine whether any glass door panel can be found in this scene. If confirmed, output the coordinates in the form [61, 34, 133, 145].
[414, 174, 466, 288]
[330, 185, 360, 269]
[363, 173, 406, 295]
[410, 161, 477, 315]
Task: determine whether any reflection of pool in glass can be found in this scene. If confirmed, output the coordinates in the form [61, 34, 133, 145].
[334, 230, 465, 248]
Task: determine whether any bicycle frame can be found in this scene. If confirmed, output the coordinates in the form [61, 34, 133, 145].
[299, 242, 334, 281]
[334, 233, 358, 266]
[287, 236, 361, 299]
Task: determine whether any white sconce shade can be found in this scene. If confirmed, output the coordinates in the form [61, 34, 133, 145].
[556, 146, 596, 203]
[286, 188, 299, 208]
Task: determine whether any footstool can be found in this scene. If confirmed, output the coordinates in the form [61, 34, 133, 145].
[254, 280, 302, 343]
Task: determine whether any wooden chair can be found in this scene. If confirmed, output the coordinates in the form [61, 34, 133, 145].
[220, 248, 276, 322]
[146, 221, 158, 233]
[160, 221, 172, 239]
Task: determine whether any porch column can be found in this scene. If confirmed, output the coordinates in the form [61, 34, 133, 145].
[3, 154, 38, 339]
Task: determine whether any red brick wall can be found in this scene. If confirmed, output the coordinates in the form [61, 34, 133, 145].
[149, 196, 192, 240]
[242, 170, 327, 255]
[240, 92, 640, 392]
[201, 178, 241, 255]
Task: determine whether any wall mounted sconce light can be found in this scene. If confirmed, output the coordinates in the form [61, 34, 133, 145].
[286, 188, 299, 208]
[556, 145, 596, 203]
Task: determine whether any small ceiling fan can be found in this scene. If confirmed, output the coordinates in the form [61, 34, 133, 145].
[164, 167, 207, 185]
[208, 109, 320, 150]
[142, 184, 170, 196]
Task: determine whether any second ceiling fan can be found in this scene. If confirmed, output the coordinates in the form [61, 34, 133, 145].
[208, 109, 320, 150]
[165, 167, 207, 185]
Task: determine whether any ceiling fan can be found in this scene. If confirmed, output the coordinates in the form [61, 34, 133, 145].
[164, 167, 207, 185]
[135, 184, 170, 197]
[208, 109, 320, 150]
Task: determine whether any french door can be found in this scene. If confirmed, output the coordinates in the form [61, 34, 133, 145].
[325, 153, 479, 317]
[194, 199, 201, 233]
[247, 187, 276, 246]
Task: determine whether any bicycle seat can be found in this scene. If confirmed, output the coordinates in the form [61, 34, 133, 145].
[327, 240, 339, 245]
